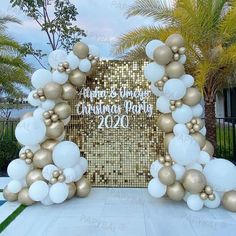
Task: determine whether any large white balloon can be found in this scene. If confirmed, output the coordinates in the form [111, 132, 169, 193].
[145, 40, 164, 59]
[80, 157, 88, 173]
[63, 168, 76, 183]
[27, 90, 41, 107]
[33, 107, 45, 121]
[150, 83, 163, 97]
[31, 69, 52, 89]
[52, 70, 69, 85]
[203, 159, 236, 192]
[169, 134, 200, 165]
[180, 74, 194, 88]
[42, 164, 59, 181]
[144, 62, 165, 83]
[15, 117, 46, 146]
[172, 104, 193, 124]
[204, 192, 221, 209]
[148, 178, 167, 198]
[88, 45, 100, 57]
[150, 160, 163, 178]
[192, 104, 203, 117]
[187, 194, 204, 211]
[48, 50, 67, 69]
[66, 52, 80, 70]
[49, 182, 69, 204]
[163, 79, 187, 100]
[198, 151, 210, 165]
[7, 180, 23, 193]
[29, 181, 49, 201]
[173, 124, 189, 136]
[52, 141, 80, 169]
[156, 96, 171, 113]
[41, 100, 55, 110]
[172, 164, 185, 180]
[7, 159, 31, 180]
[79, 59, 91, 72]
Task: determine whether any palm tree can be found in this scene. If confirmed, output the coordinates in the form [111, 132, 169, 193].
[114, 0, 236, 150]
[0, 16, 31, 98]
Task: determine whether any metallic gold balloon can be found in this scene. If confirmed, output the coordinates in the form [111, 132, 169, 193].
[202, 140, 214, 156]
[26, 169, 44, 186]
[165, 133, 175, 149]
[153, 45, 173, 65]
[75, 177, 91, 197]
[3, 186, 18, 202]
[67, 182, 77, 200]
[54, 102, 72, 120]
[62, 83, 77, 100]
[183, 88, 202, 106]
[200, 192, 208, 200]
[33, 149, 52, 168]
[44, 82, 62, 100]
[69, 69, 87, 87]
[166, 61, 185, 78]
[157, 114, 176, 133]
[205, 185, 213, 195]
[18, 187, 35, 206]
[222, 191, 236, 212]
[167, 181, 185, 201]
[191, 132, 206, 149]
[46, 121, 64, 139]
[73, 42, 89, 59]
[158, 166, 176, 186]
[165, 34, 185, 48]
[20, 112, 33, 121]
[41, 139, 59, 151]
[182, 170, 206, 194]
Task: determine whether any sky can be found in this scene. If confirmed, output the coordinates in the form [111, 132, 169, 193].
[0, 0, 157, 69]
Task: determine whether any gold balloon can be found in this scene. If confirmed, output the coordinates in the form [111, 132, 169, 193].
[18, 187, 35, 206]
[44, 82, 62, 100]
[73, 42, 89, 59]
[191, 132, 206, 149]
[157, 114, 176, 133]
[62, 83, 77, 100]
[46, 121, 64, 139]
[41, 139, 59, 151]
[69, 69, 87, 87]
[165, 133, 175, 149]
[20, 112, 33, 121]
[3, 186, 18, 202]
[202, 140, 214, 156]
[222, 191, 236, 212]
[75, 177, 91, 198]
[167, 181, 185, 201]
[67, 182, 77, 200]
[153, 45, 173, 65]
[54, 102, 72, 120]
[26, 169, 44, 186]
[33, 149, 52, 168]
[183, 88, 202, 106]
[166, 61, 185, 78]
[158, 166, 176, 186]
[165, 34, 185, 48]
[182, 169, 206, 194]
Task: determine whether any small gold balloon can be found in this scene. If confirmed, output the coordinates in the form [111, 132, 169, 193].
[175, 100, 182, 107]
[165, 155, 172, 162]
[208, 194, 215, 201]
[165, 34, 185, 48]
[222, 191, 236, 212]
[191, 132, 206, 149]
[25, 158, 32, 164]
[171, 46, 179, 53]
[51, 114, 59, 122]
[62, 83, 77, 100]
[202, 140, 214, 156]
[54, 102, 72, 120]
[53, 170, 60, 178]
[186, 122, 193, 129]
[157, 114, 176, 133]
[67, 182, 77, 200]
[158, 166, 176, 186]
[26, 169, 44, 186]
[33, 149, 52, 168]
[157, 80, 164, 87]
[178, 47, 186, 55]
[165, 133, 175, 149]
[193, 124, 200, 132]
[159, 156, 165, 164]
[20, 112, 33, 121]
[91, 59, 98, 66]
[41, 139, 59, 151]
[153, 45, 173, 65]
[183, 88, 202, 106]
[166, 61, 185, 78]
[164, 162, 172, 167]
[200, 192, 208, 200]
[205, 186, 213, 195]
[58, 175, 65, 183]
[3, 186, 18, 202]
[75, 177, 91, 198]
[173, 53, 180, 61]
[20, 153, 27, 160]
[167, 181, 185, 201]
[69, 69, 87, 87]
[44, 82, 62, 100]
[18, 187, 35, 206]
[73, 42, 89, 59]
[50, 177, 57, 184]
[46, 121, 64, 139]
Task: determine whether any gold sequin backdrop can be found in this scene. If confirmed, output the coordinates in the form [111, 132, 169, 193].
[66, 60, 165, 187]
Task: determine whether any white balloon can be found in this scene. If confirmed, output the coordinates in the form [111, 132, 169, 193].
[27, 90, 41, 107]
[187, 194, 204, 211]
[52, 70, 68, 85]
[179, 55, 187, 64]
[62, 116, 71, 126]
[163, 79, 187, 100]
[66, 52, 80, 70]
[53, 141, 80, 169]
[169, 134, 200, 165]
[184, 192, 191, 202]
[199, 126, 206, 136]
[74, 164, 84, 181]
[145, 40, 164, 59]
[198, 151, 210, 165]
[180, 74, 194, 88]
[148, 178, 167, 198]
[150, 160, 163, 178]
[203, 159, 236, 192]
[41, 100, 55, 110]
[33, 107, 45, 121]
[150, 83, 163, 97]
[15, 117, 46, 146]
[42, 164, 59, 181]
[49, 182, 69, 204]
[79, 59, 91, 72]
[63, 168, 76, 183]
[192, 104, 203, 117]
[48, 50, 67, 69]
[7, 180, 23, 193]
[88, 45, 100, 57]
[173, 124, 189, 136]
[204, 192, 221, 209]
[156, 96, 171, 113]
[144, 62, 165, 83]
[20, 145, 40, 155]
[31, 69, 52, 89]
[80, 157, 88, 173]
[41, 194, 54, 206]
[186, 163, 203, 172]
[7, 159, 31, 180]
[29, 181, 49, 201]
[172, 164, 185, 180]
[172, 104, 193, 124]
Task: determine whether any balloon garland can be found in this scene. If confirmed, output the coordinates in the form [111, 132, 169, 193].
[145, 34, 236, 212]
[3, 42, 100, 206]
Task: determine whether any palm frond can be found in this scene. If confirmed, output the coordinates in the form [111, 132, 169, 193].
[121, 45, 147, 60]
